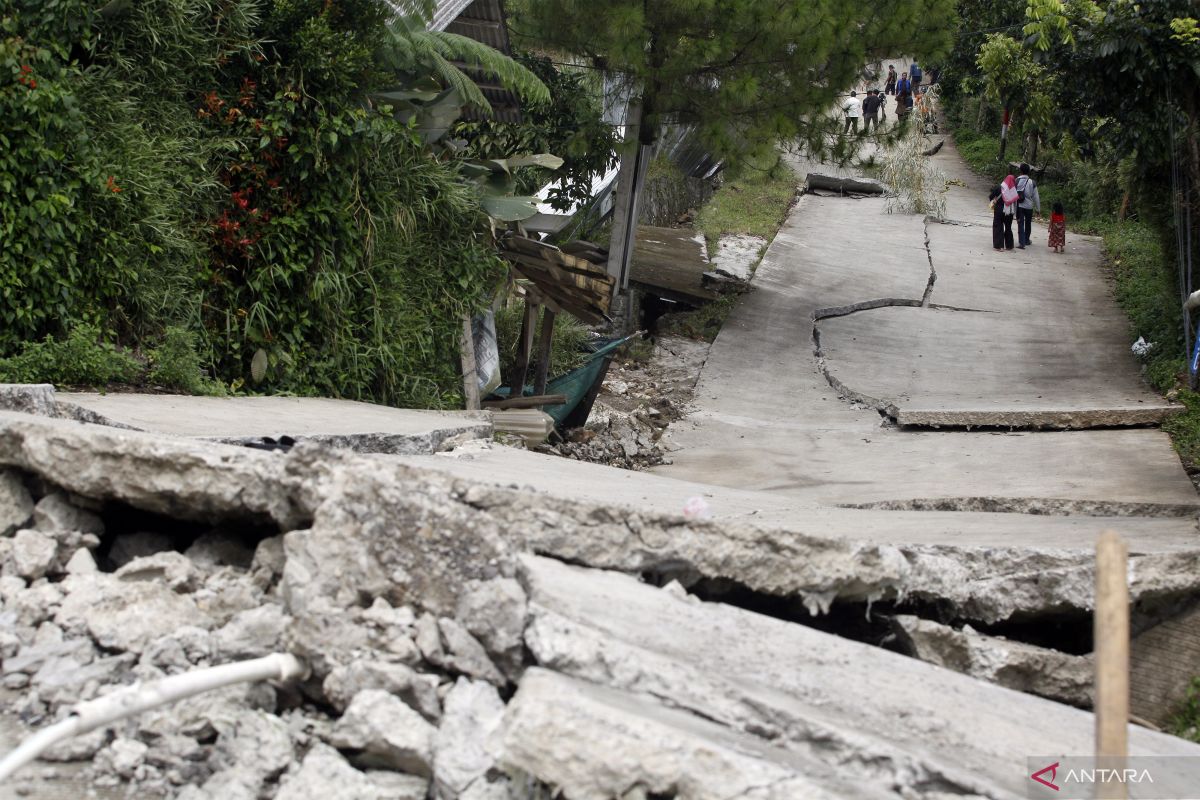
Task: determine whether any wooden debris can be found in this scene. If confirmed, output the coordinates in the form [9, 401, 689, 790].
[804, 173, 886, 195]
[482, 394, 567, 410]
[492, 408, 555, 445]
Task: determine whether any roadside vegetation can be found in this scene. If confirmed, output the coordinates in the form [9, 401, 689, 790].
[658, 157, 798, 342]
[942, 0, 1200, 474]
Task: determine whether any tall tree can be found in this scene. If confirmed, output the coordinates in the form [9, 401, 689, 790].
[516, 0, 956, 163]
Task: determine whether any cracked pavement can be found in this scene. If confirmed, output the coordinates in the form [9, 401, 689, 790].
[654, 139, 1198, 519]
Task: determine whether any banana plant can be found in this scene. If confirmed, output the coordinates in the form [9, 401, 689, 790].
[461, 154, 564, 223]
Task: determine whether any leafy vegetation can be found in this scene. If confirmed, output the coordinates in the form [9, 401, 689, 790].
[0, 325, 139, 387]
[695, 158, 797, 253]
[0, 0, 566, 408]
[1168, 676, 1200, 744]
[657, 294, 739, 342]
[494, 304, 591, 383]
[943, 0, 1200, 471]
[514, 0, 955, 166]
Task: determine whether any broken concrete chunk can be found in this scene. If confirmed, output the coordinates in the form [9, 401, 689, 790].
[518, 555, 1200, 798]
[322, 660, 441, 721]
[212, 604, 289, 661]
[32, 491, 104, 536]
[280, 527, 389, 616]
[891, 614, 1093, 707]
[56, 575, 214, 654]
[433, 677, 506, 799]
[116, 551, 199, 593]
[185, 530, 255, 569]
[437, 617, 505, 685]
[0, 469, 33, 536]
[499, 669, 847, 800]
[456, 578, 527, 665]
[97, 737, 149, 780]
[41, 728, 108, 762]
[328, 688, 436, 775]
[365, 771, 429, 800]
[415, 612, 444, 663]
[108, 531, 175, 569]
[64, 547, 98, 575]
[250, 534, 285, 585]
[275, 742, 383, 800]
[11, 529, 57, 579]
[213, 708, 294, 783]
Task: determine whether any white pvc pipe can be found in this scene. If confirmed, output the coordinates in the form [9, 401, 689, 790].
[0, 653, 307, 783]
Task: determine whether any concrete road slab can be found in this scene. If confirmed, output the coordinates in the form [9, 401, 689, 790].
[519, 555, 1200, 799]
[397, 445, 1200, 553]
[54, 392, 491, 455]
[653, 153, 1195, 512]
[819, 305, 1176, 427]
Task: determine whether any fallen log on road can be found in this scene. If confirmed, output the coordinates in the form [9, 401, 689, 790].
[805, 173, 885, 195]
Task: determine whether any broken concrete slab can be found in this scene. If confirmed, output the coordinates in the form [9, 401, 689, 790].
[651, 191, 1196, 510]
[400, 444, 1200, 554]
[0, 468, 33, 536]
[517, 555, 1200, 798]
[499, 668, 871, 800]
[890, 614, 1092, 707]
[818, 305, 1178, 428]
[4, 410, 1200, 625]
[328, 688, 436, 775]
[53, 391, 492, 454]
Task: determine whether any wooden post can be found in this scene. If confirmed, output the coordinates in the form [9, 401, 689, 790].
[509, 299, 537, 398]
[459, 315, 480, 411]
[1095, 530, 1129, 800]
[532, 309, 556, 398]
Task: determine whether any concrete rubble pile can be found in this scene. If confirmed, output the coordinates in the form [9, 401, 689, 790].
[2, 409, 1200, 798]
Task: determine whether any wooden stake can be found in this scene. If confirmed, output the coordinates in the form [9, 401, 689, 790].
[509, 300, 537, 397]
[533, 309, 556, 397]
[1095, 529, 1129, 800]
[459, 315, 480, 411]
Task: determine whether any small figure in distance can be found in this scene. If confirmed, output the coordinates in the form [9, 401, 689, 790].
[842, 90, 862, 134]
[885, 64, 897, 95]
[1048, 201, 1067, 253]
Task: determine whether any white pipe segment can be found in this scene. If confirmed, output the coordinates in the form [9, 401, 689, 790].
[0, 653, 308, 784]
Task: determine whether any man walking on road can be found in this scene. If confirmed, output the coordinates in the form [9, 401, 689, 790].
[1015, 163, 1041, 249]
[861, 89, 882, 133]
[910, 62, 923, 90]
[885, 65, 897, 95]
[842, 90, 862, 134]
[895, 71, 911, 98]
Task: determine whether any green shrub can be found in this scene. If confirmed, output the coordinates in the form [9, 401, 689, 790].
[494, 304, 591, 386]
[148, 327, 224, 395]
[1168, 676, 1200, 743]
[0, 325, 139, 386]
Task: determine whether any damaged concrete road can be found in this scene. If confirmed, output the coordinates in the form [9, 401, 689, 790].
[0, 386, 492, 455]
[653, 193, 1196, 510]
[4, 410, 1200, 625]
[507, 555, 1200, 799]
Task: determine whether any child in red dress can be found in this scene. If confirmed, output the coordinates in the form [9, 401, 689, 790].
[1048, 201, 1066, 253]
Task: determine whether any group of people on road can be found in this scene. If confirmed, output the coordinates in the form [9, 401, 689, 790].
[842, 61, 932, 135]
[988, 163, 1068, 253]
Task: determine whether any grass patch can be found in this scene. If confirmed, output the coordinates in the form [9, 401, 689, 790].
[696, 159, 798, 254]
[0, 324, 226, 394]
[1168, 676, 1200, 743]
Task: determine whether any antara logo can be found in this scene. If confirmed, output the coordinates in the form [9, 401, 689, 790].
[1031, 762, 1060, 791]
[1029, 761, 1156, 791]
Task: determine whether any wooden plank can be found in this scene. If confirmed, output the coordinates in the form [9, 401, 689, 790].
[533, 309, 556, 396]
[503, 239, 610, 278]
[1095, 530, 1130, 800]
[630, 225, 719, 304]
[511, 257, 614, 297]
[460, 315, 481, 411]
[510, 300, 538, 396]
[482, 393, 567, 410]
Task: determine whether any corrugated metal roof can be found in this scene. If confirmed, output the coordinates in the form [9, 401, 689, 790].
[430, 0, 476, 31]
